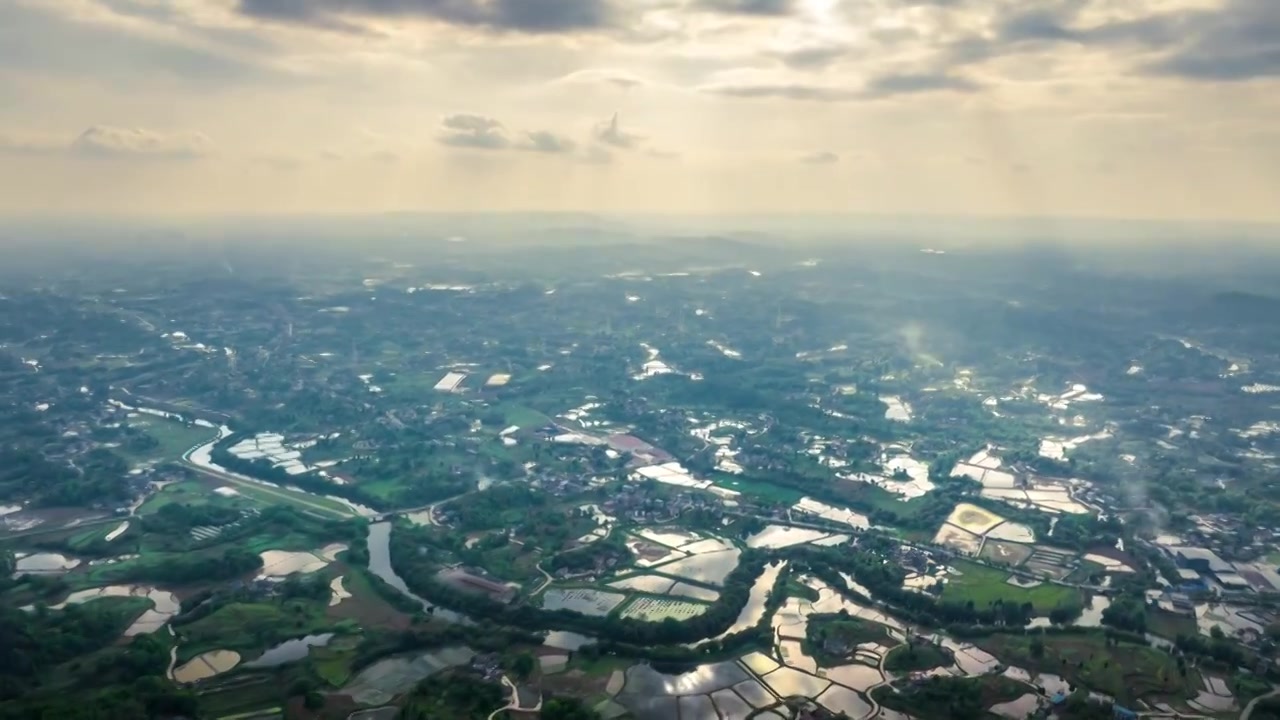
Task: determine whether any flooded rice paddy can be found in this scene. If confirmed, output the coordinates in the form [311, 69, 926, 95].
[541, 587, 627, 616]
[609, 574, 676, 594]
[14, 552, 81, 574]
[258, 549, 332, 578]
[342, 646, 476, 706]
[50, 584, 179, 636]
[172, 650, 241, 684]
[990, 693, 1040, 719]
[651, 549, 741, 586]
[620, 597, 709, 622]
[745, 526, 830, 550]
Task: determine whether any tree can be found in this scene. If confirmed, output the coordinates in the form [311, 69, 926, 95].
[510, 652, 536, 681]
[1030, 636, 1046, 660]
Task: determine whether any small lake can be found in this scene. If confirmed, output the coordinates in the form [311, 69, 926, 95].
[244, 633, 334, 668]
[14, 552, 81, 574]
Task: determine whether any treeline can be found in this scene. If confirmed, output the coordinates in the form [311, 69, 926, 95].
[0, 601, 196, 719]
[139, 501, 241, 536]
[872, 675, 1006, 720]
[444, 485, 549, 531]
[350, 622, 543, 680]
[0, 601, 141, 689]
[0, 673, 196, 720]
[0, 447, 132, 508]
[105, 546, 261, 585]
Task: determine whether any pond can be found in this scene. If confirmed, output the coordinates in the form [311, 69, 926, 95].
[244, 633, 334, 668]
[14, 552, 81, 574]
[172, 650, 241, 684]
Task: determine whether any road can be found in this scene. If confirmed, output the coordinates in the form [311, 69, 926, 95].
[486, 675, 541, 720]
[532, 561, 555, 596]
[1241, 688, 1280, 720]
[183, 463, 353, 519]
[1, 514, 121, 540]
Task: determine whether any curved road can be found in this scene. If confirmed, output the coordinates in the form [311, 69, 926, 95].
[1242, 688, 1280, 720]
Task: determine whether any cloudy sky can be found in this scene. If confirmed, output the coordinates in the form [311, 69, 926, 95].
[1, 0, 1277, 220]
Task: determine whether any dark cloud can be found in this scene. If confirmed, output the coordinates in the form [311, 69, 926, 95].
[437, 114, 510, 149]
[238, 0, 620, 34]
[2, 126, 214, 159]
[703, 71, 976, 101]
[997, 8, 1078, 43]
[1146, 0, 1280, 81]
[595, 113, 643, 148]
[863, 72, 979, 97]
[946, 0, 1279, 82]
[771, 43, 848, 70]
[691, 0, 796, 15]
[701, 83, 861, 101]
[438, 116, 585, 156]
[519, 131, 577, 153]
[70, 126, 214, 159]
[800, 151, 838, 164]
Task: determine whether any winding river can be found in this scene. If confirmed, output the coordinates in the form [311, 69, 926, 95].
[365, 521, 465, 624]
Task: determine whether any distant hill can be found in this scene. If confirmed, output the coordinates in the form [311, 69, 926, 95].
[1205, 291, 1280, 324]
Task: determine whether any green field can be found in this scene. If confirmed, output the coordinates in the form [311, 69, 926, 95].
[883, 642, 953, 673]
[806, 615, 899, 666]
[195, 677, 285, 719]
[977, 632, 1200, 704]
[941, 561, 1082, 613]
[176, 600, 345, 662]
[65, 522, 131, 550]
[123, 417, 217, 463]
[499, 403, 551, 428]
[137, 480, 244, 515]
[310, 634, 363, 687]
[184, 468, 355, 518]
[710, 474, 804, 504]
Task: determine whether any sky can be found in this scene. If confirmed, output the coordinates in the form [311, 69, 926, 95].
[0, 0, 1278, 221]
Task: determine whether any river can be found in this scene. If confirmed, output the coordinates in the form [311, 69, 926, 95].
[365, 521, 465, 624]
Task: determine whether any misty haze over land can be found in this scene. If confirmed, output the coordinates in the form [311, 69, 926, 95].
[3, 0, 1280, 717]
